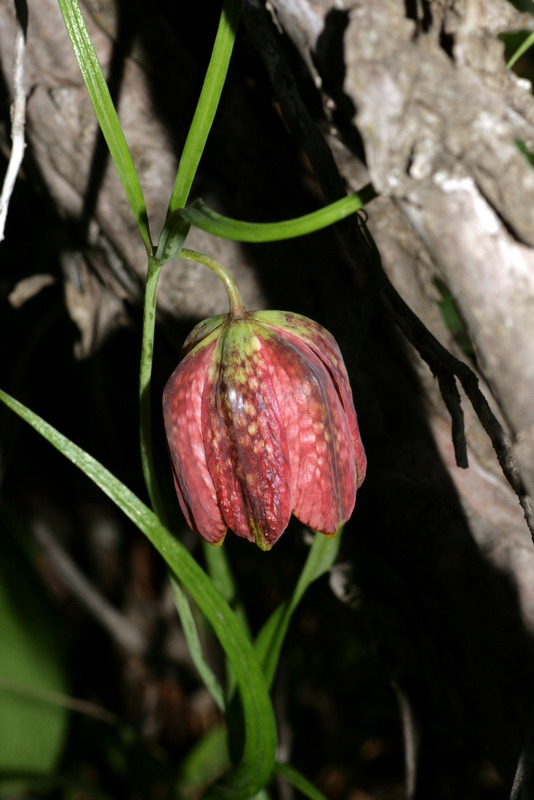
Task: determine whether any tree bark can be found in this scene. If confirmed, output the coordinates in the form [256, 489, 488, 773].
[248, 0, 534, 794]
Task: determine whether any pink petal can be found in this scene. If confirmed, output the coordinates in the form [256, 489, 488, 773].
[163, 340, 227, 544]
[202, 322, 292, 550]
[255, 311, 366, 487]
[261, 330, 357, 535]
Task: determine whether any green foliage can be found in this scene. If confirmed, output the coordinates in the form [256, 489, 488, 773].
[169, 574, 226, 712]
[0, 389, 276, 800]
[256, 533, 342, 690]
[506, 31, 534, 69]
[434, 277, 475, 358]
[0, 534, 68, 780]
[176, 726, 230, 800]
[516, 138, 534, 168]
[274, 763, 329, 800]
[167, 0, 243, 214]
[57, 0, 152, 253]
[180, 187, 377, 242]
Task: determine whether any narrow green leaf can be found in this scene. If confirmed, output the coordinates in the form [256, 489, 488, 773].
[176, 725, 230, 800]
[57, 0, 152, 252]
[168, 0, 243, 213]
[201, 541, 250, 702]
[507, 31, 534, 69]
[169, 574, 225, 712]
[274, 763, 328, 800]
[0, 390, 276, 800]
[202, 541, 239, 606]
[256, 532, 342, 690]
[179, 185, 377, 242]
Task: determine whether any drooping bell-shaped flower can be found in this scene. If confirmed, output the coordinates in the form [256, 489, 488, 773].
[163, 256, 366, 550]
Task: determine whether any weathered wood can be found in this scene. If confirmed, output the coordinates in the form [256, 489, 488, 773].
[262, 0, 534, 794]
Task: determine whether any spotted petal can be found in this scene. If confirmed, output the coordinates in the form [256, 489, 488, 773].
[202, 320, 292, 550]
[254, 310, 366, 487]
[163, 336, 227, 544]
[259, 327, 356, 534]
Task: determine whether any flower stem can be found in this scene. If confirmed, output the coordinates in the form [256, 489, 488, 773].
[139, 255, 167, 518]
[180, 248, 247, 318]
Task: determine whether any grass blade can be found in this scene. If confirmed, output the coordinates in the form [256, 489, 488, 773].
[274, 762, 328, 800]
[57, 0, 152, 252]
[255, 532, 342, 690]
[0, 389, 276, 800]
[507, 31, 534, 69]
[169, 573, 225, 712]
[168, 0, 242, 213]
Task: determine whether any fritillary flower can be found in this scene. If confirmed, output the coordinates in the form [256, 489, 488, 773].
[163, 254, 366, 550]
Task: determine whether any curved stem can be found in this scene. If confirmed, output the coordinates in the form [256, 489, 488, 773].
[139, 255, 167, 517]
[180, 248, 246, 318]
[181, 184, 377, 242]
